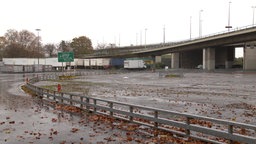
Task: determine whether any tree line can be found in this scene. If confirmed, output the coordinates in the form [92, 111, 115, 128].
[0, 29, 93, 60]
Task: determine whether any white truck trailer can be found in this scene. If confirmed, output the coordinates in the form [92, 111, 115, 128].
[90, 58, 110, 69]
[69, 59, 84, 68]
[124, 60, 146, 69]
[84, 59, 90, 67]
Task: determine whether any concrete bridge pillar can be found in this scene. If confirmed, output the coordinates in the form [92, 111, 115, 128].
[203, 48, 215, 70]
[155, 56, 162, 63]
[225, 48, 235, 69]
[171, 53, 179, 69]
[151, 55, 156, 72]
[215, 46, 235, 69]
[244, 43, 256, 70]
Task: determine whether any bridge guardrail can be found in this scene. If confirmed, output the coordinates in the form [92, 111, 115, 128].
[25, 72, 256, 144]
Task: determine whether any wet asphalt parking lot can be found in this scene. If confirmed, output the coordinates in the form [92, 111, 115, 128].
[0, 72, 148, 144]
[1, 69, 256, 143]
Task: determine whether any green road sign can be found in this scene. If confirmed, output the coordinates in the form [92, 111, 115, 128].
[58, 52, 74, 62]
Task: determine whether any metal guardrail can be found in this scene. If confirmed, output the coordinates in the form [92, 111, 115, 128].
[25, 73, 256, 144]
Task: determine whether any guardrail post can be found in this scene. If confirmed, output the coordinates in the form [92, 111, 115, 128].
[40, 88, 44, 97]
[80, 97, 83, 108]
[86, 98, 89, 110]
[61, 93, 64, 103]
[70, 95, 73, 105]
[35, 87, 38, 96]
[38, 88, 41, 96]
[129, 106, 133, 122]
[109, 102, 113, 116]
[228, 125, 234, 144]
[53, 91, 56, 101]
[93, 99, 96, 112]
[154, 111, 158, 128]
[47, 90, 49, 99]
[185, 117, 191, 137]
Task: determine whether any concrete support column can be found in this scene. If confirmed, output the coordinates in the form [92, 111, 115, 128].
[151, 55, 156, 72]
[225, 48, 235, 69]
[203, 49, 207, 70]
[171, 53, 179, 69]
[244, 43, 256, 70]
[155, 56, 162, 63]
[203, 48, 215, 70]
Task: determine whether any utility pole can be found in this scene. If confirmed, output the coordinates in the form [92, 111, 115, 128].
[35, 28, 41, 72]
[145, 28, 147, 48]
[190, 16, 192, 39]
[163, 25, 165, 44]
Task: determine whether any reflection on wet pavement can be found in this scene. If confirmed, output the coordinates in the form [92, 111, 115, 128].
[0, 73, 140, 144]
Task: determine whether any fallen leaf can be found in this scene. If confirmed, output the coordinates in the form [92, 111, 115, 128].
[9, 121, 15, 124]
[51, 118, 57, 122]
[127, 136, 133, 141]
[71, 128, 79, 133]
[53, 131, 58, 135]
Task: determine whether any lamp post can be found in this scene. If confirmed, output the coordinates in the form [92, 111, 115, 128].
[118, 34, 120, 47]
[145, 28, 147, 48]
[140, 30, 142, 45]
[199, 10, 203, 37]
[136, 33, 138, 46]
[163, 25, 165, 44]
[225, 2, 232, 31]
[35, 29, 41, 72]
[190, 16, 192, 39]
[252, 6, 256, 25]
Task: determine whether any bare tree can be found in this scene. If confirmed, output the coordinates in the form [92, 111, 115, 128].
[3, 29, 42, 58]
[58, 40, 71, 52]
[19, 30, 37, 51]
[0, 37, 6, 60]
[4, 43, 30, 58]
[95, 43, 108, 49]
[44, 43, 57, 57]
[4, 29, 19, 44]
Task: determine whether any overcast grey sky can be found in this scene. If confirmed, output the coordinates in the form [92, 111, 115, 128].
[0, 0, 255, 52]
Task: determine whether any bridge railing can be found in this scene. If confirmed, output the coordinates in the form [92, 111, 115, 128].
[25, 73, 256, 144]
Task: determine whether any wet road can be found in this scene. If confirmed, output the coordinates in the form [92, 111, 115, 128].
[0, 73, 137, 144]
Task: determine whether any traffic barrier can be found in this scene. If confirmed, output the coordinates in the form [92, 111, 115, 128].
[25, 72, 256, 144]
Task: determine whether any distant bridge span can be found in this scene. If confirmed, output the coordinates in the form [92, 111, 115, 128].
[84, 25, 256, 70]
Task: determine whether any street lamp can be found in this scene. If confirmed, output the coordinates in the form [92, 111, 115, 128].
[118, 34, 120, 47]
[199, 10, 203, 37]
[140, 30, 142, 45]
[225, 2, 232, 31]
[35, 29, 41, 71]
[163, 25, 165, 44]
[136, 33, 138, 46]
[252, 6, 256, 25]
[190, 16, 192, 39]
[145, 28, 147, 48]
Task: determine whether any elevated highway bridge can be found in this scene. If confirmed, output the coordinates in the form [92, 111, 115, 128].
[84, 25, 256, 70]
